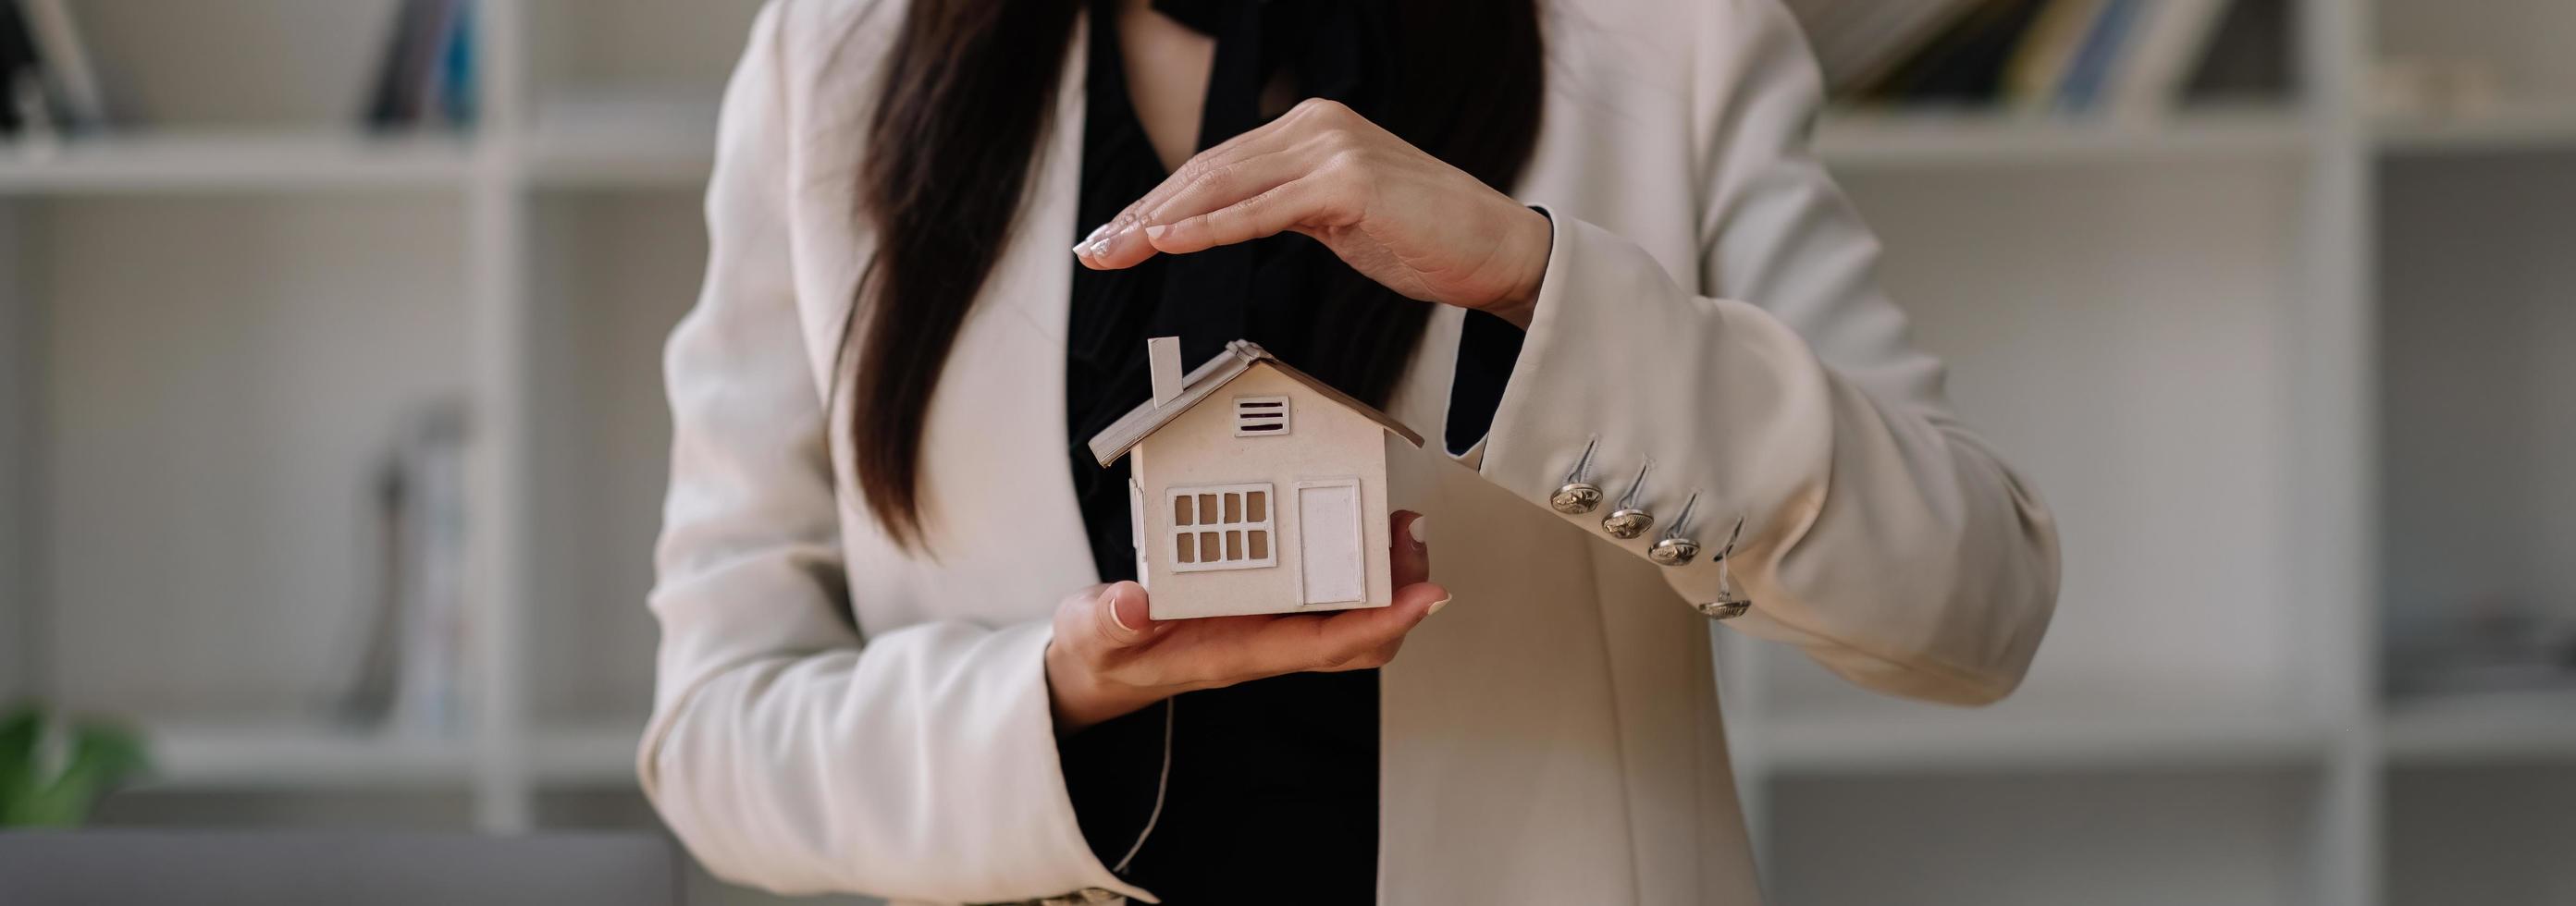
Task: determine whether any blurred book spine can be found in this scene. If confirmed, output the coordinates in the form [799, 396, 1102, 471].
[0, 1, 35, 138]
[16, 0, 103, 129]
[364, 0, 477, 130]
[3, 0, 107, 143]
[337, 402, 473, 738]
[1788, 0, 2254, 116]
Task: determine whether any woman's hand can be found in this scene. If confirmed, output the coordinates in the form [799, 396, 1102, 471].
[1046, 510, 1448, 732]
[1073, 99, 1552, 329]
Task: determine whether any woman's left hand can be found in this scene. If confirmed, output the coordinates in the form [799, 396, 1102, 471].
[1074, 98, 1552, 329]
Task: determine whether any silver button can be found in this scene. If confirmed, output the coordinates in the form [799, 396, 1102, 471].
[1695, 599, 1751, 619]
[1602, 459, 1655, 539]
[1648, 492, 1704, 565]
[1694, 523, 1751, 618]
[1552, 436, 1603, 514]
[1552, 483, 1602, 514]
[1604, 508, 1654, 539]
[1649, 537, 1700, 565]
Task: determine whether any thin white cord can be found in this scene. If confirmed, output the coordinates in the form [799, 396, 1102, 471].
[1111, 697, 1176, 875]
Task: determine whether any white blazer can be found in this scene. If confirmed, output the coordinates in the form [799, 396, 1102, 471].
[642, 0, 2062, 903]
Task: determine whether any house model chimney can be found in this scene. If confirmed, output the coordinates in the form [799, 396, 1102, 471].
[1148, 336, 1184, 407]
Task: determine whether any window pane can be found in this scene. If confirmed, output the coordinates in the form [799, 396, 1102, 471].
[1198, 495, 1218, 522]
[1246, 491, 1265, 522]
[1248, 531, 1268, 559]
[1177, 532, 1195, 563]
[1224, 493, 1241, 523]
[1174, 494, 1192, 526]
[1226, 531, 1242, 560]
[1201, 532, 1221, 561]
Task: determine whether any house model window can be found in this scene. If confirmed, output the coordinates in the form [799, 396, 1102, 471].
[1170, 484, 1276, 571]
[1233, 396, 1290, 436]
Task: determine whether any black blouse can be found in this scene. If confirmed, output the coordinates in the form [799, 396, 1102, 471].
[1056, 3, 1522, 901]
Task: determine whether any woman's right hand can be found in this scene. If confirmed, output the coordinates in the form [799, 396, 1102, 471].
[1046, 510, 1448, 732]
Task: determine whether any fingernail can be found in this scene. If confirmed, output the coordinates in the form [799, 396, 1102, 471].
[1428, 595, 1453, 616]
[1408, 516, 1428, 548]
[1143, 223, 1171, 242]
[1074, 223, 1110, 256]
[1091, 224, 1134, 259]
[1104, 586, 1140, 633]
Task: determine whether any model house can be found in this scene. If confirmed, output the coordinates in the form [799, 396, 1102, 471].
[1089, 337, 1423, 619]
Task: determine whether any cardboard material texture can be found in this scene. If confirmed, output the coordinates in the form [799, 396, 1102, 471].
[1090, 338, 1424, 619]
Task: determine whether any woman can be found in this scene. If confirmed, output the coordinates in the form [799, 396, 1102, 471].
[642, 0, 2060, 903]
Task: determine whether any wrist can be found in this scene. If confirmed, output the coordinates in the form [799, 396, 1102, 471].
[1045, 643, 1157, 733]
[1487, 206, 1551, 329]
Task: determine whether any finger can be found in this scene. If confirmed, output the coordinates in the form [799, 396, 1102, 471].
[1116, 98, 1359, 227]
[1391, 510, 1430, 588]
[1079, 151, 1313, 271]
[1072, 125, 1306, 267]
[1142, 175, 1358, 258]
[1089, 581, 1163, 653]
[1074, 98, 1366, 268]
[1240, 580, 1448, 676]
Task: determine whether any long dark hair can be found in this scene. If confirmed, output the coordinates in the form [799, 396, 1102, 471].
[851, 1, 1544, 547]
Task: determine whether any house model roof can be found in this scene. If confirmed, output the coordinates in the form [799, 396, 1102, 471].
[1087, 339, 1425, 467]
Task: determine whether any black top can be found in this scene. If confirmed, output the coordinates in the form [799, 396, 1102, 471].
[1056, 3, 1522, 902]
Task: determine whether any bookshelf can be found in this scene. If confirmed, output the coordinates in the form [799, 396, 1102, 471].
[0, 1, 2570, 904]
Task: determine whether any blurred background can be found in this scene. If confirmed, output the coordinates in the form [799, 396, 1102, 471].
[0, 0, 2570, 903]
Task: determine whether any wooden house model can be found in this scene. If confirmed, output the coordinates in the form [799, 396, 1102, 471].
[1089, 337, 1423, 619]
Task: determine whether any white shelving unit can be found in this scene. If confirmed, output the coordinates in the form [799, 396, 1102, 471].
[3, 1, 2570, 903]
[1722, 0, 2576, 904]
[2, 0, 759, 831]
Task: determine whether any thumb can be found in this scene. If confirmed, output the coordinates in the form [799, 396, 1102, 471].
[1092, 581, 1161, 648]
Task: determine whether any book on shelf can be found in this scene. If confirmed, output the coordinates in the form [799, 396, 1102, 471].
[364, 0, 477, 130]
[336, 401, 474, 739]
[1856, 0, 2051, 107]
[2003, 0, 2108, 109]
[1797, 0, 2253, 117]
[0, 0, 33, 137]
[2104, 0, 2233, 117]
[16, 0, 103, 128]
[1, 0, 105, 141]
[1785, 0, 1989, 96]
[2055, 0, 2145, 112]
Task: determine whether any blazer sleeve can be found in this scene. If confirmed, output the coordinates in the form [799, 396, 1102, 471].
[637, 5, 1151, 901]
[1477, 0, 2061, 705]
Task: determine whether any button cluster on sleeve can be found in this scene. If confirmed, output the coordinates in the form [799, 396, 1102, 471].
[1554, 440, 1749, 618]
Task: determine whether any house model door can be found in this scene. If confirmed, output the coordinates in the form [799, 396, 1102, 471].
[1295, 479, 1364, 606]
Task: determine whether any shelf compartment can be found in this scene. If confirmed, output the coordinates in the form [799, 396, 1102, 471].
[0, 133, 474, 194]
[1815, 108, 2315, 170]
[2385, 763, 2576, 905]
[32, 195, 470, 719]
[2382, 690, 2576, 765]
[1758, 705, 2333, 775]
[2376, 104, 2576, 155]
[138, 719, 475, 790]
[521, 192, 701, 726]
[1767, 767, 2317, 906]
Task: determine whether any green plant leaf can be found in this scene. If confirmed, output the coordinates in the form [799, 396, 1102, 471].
[0, 702, 44, 824]
[0, 706, 154, 827]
